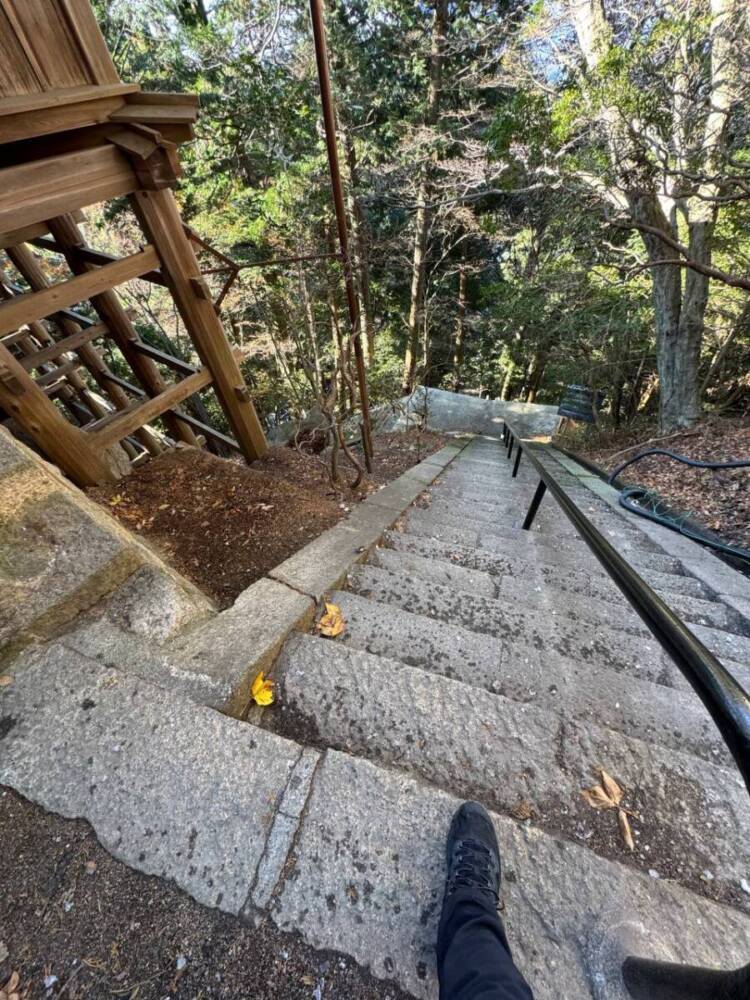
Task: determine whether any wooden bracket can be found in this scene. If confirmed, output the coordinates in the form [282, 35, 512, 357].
[0, 364, 24, 395]
[189, 276, 210, 300]
[233, 385, 251, 403]
[107, 124, 181, 190]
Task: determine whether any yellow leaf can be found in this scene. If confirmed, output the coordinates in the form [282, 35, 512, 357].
[251, 671, 275, 706]
[109, 494, 123, 506]
[317, 602, 345, 638]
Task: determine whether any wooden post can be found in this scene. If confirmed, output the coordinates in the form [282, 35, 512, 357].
[129, 187, 268, 461]
[0, 339, 117, 486]
[5, 242, 163, 457]
[47, 215, 201, 448]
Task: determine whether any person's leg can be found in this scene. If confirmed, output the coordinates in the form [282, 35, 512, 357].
[437, 802, 534, 1000]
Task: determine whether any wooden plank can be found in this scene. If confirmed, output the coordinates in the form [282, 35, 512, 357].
[7, 239, 164, 458]
[127, 92, 199, 108]
[0, 338, 117, 485]
[92, 365, 214, 448]
[170, 409, 241, 452]
[129, 341, 197, 376]
[0, 82, 136, 117]
[31, 236, 167, 286]
[131, 188, 268, 461]
[0, 145, 138, 235]
[108, 104, 198, 126]
[48, 213, 201, 448]
[19, 319, 108, 370]
[0, 246, 159, 337]
[0, 93, 131, 144]
[37, 357, 80, 387]
[57, 0, 122, 86]
[0, 210, 85, 249]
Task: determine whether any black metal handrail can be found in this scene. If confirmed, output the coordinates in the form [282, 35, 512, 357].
[501, 419, 750, 999]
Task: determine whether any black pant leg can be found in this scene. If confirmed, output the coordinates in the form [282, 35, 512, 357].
[437, 892, 534, 1000]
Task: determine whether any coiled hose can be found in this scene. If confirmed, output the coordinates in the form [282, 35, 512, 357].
[606, 449, 750, 563]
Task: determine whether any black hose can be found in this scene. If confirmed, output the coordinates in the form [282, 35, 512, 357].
[605, 448, 750, 565]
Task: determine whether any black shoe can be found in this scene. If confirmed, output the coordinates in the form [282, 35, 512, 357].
[444, 801, 501, 905]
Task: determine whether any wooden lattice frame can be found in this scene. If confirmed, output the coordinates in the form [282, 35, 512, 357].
[0, 0, 268, 486]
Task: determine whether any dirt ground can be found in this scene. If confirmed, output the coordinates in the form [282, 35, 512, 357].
[557, 416, 750, 550]
[0, 788, 411, 1000]
[89, 430, 446, 608]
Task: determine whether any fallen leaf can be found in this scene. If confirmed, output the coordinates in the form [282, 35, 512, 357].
[109, 494, 123, 506]
[600, 770, 623, 806]
[0, 675, 13, 688]
[618, 809, 635, 851]
[250, 671, 275, 706]
[581, 768, 636, 851]
[317, 602, 345, 638]
[1, 970, 20, 1000]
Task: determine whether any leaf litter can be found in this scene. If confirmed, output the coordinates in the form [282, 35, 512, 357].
[581, 768, 636, 851]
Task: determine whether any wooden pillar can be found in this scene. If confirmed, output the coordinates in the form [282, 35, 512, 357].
[0, 339, 117, 486]
[129, 187, 268, 461]
[46, 216, 201, 449]
[5, 242, 164, 457]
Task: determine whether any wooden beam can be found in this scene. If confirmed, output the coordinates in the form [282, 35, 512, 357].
[0, 145, 138, 235]
[0, 339, 118, 486]
[130, 188, 268, 461]
[19, 319, 108, 370]
[37, 358, 81, 387]
[92, 365, 214, 448]
[31, 236, 168, 285]
[0, 246, 159, 337]
[48, 214, 201, 448]
[129, 341, 197, 376]
[5, 242, 164, 458]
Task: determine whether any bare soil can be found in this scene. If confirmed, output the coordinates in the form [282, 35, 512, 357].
[0, 788, 411, 1000]
[556, 416, 750, 550]
[88, 430, 447, 608]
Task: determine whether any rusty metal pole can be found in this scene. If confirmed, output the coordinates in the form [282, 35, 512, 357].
[309, 0, 374, 472]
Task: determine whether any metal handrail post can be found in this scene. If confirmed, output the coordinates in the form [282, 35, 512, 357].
[512, 444, 523, 478]
[506, 433, 514, 459]
[522, 480, 547, 529]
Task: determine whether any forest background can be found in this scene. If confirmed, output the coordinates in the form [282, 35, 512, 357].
[90, 0, 750, 440]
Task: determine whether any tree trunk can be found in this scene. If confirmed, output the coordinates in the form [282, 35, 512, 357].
[501, 360, 516, 401]
[453, 261, 466, 390]
[402, 0, 448, 395]
[343, 131, 375, 364]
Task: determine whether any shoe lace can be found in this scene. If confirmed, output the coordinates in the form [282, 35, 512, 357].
[446, 838, 499, 901]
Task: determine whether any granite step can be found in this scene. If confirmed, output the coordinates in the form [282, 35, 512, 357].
[372, 544, 735, 633]
[349, 563, 682, 684]
[274, 633, 750, 904]
[329, 587, 737, 762]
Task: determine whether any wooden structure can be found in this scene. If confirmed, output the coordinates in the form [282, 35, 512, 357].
[0, 0, 268, 486]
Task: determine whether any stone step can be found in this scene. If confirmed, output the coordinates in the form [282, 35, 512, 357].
[349, 563, 681, 684]
[384, 531, 708, 601]
[272, 748, 750, 1000]
[275, 633, 750, 902]
[0, 645, 319, 916]
[329, 589, 731, 764]
[405, 507, 683, 576]
[373, 544, 734, 633]
[494, 574, 735, 634]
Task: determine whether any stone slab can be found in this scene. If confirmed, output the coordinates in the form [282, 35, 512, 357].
[0, 650, 305, 915]
[169, 576, 314, 717]
[371, 544, 497, 597]
[349, 563, 678, 684]
[276, 634, 750, 895]
[267, 504, 397, 601]
[273, 749, 750, 1000]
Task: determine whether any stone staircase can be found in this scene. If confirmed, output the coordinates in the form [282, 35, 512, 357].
[3, 430, 750, 998]
[268, 433, 750, 992]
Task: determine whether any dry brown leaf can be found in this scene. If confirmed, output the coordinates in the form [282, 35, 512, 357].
[600, 769, 623, 806]
[618, 808, 635, 851]
[580, 784, 614, 810]
[0, 675, 13, 688]
[0, 971, 20, 1000]
[317, 602, 345, 638]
